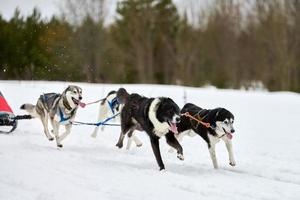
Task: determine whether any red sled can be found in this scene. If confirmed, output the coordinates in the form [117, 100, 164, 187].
[0, 91, 17, 133]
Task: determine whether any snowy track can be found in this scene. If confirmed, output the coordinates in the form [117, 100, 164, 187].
[1, 81, 300, 200]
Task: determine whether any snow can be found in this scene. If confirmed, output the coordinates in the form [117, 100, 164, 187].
[1, 80, 300, 200]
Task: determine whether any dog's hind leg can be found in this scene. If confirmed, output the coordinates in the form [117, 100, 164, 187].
[116, 124, 133, 149]
[57, 124, 71, 144]
[126, 131, 143, 150]
[51, 119, 62, 148]
[165, 132, 184, 160]
[38, 109, 54, 141]
[91, 103, 108, 138]
[222, 137, 236, 166]
[132, 134, 143, 147]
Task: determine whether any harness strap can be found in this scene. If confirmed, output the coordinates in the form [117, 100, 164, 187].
[71, 112, 120, 127]
[84, 98, 105, 106]
[181, 112, 212, 128]
[58, 108, 74, 123]
[107, 97, 119, 114]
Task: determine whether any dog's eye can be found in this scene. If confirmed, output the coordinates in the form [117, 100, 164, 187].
[224, 121, 228, 124]
[73, 91, 77, 94]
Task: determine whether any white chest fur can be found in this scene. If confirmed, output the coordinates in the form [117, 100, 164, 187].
[148, 98, 169, 137]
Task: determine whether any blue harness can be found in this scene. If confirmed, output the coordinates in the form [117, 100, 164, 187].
[107, 97, 119, 114]
[58, 107, 74, 123]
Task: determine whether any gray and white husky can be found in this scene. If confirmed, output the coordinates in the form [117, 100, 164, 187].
[20, 85, 84, 148]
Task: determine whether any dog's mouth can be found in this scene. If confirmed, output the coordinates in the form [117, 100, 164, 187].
[72, 97, 86, 108]
[223, 128, 233, 140]
[168, 121, 178, 134]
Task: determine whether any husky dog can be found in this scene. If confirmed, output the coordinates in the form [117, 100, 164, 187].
[20, 85, 84, 148]
[90, 89, 143, 149]
[116, 88, 183, 171]
[175, 103, 236, 169]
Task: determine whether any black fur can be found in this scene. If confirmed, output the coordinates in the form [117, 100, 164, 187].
[177, 103, 234, 148]
[116, 89, 183, 170]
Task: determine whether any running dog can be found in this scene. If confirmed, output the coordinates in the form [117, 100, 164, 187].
[115, 88, 184, 171]
[20, 85, 85, 148]
[90, 89, 143, 149]
[175, 103, 236, 169]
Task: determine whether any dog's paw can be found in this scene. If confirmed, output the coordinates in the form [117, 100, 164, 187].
[116, 143, 123, 149]
[177, 154, 184, 161]
[49, 137, 54, 141]
[229, 161, 236, 166]
[57, 144, 63, 148]
[90, 133, 97, 138]
[159, 167, 166, 171]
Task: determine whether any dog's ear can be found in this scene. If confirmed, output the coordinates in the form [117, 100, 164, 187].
[117, 88, 129, 104]
[206, 108, 222, 128]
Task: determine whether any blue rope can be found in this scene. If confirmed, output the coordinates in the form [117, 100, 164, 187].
[71, 112, 121, 127]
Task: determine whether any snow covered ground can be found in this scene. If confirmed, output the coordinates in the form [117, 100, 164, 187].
[0, 81, 300, 200]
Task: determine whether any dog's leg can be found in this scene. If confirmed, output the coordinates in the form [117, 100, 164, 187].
[222, 137, 236, 166]
[208, 144, 218, 169]
[168, 132, 184, 153]
[40, 112, 54, 141]
[126, 132, 143, 150]
[116, 110, 133, 148]
[126, 130, 134, 150]
[150, 136, 165, 171]
[132, 134, 143, 147]
[91, 103, 108, 138]
[165, 132, 184, 160]
[57, 124, 71, 144]
[116, 125, 132, 149]
[51, 119, 62, 148]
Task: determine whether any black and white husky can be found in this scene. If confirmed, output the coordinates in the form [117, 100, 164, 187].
[115, 88, 184, 171]
[175, 103, 236, 169]
[90, 90, 143, 149]
[20, 85, 85, 148]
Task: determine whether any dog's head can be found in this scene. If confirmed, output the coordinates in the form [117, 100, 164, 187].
[157, 98, 181, 134]
[62, 85, 84, 109]
[212, 108, 235, 139]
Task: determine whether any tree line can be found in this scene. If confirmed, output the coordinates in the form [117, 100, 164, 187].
[0, 0, 300, 92]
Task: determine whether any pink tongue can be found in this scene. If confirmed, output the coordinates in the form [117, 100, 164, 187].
[77, 101, 86, 108]
[169, 122, 178, 134]
[227, 133, 233, 140]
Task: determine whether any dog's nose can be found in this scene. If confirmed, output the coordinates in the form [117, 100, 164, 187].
[175, 117, 181, 123]
[231, 129, 235, 133]
[79, 96, 82, 100]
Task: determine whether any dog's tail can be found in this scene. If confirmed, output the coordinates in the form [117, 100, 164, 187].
[20, 104, 38, 118]
[116, 88, 129, 104]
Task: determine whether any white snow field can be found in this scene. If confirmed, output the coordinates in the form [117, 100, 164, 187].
[0, 81, 300, 200]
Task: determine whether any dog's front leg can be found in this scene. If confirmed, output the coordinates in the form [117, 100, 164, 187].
[57, 124, 72, 145]
[150, 136, 165, 171]
[165, 132, 184, 160]
[208, 144, 218, 169]
[222, 137, 236, 166]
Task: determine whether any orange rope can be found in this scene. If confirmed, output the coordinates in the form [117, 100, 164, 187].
[181, 112, 211, 128]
